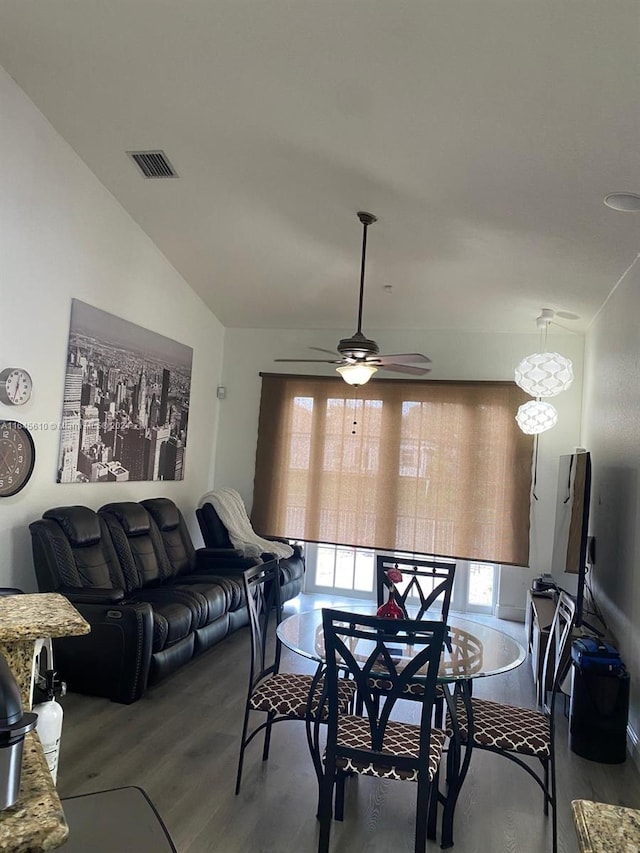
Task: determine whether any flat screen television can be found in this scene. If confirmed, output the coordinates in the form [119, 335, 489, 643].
[551, 451, 592, 628]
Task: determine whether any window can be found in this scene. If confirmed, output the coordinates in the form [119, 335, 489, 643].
[304, 542, 497, 615]
[449, 560, 497, 615]
[253, 374, 533, 567]
[310, 542, 375, 594]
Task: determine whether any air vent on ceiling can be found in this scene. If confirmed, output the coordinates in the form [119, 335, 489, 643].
[127, 150, 178, 179]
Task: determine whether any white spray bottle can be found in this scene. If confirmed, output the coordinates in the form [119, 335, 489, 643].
[33, 670, 65, 784]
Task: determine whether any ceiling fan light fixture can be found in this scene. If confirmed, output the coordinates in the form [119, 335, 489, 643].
[336, 363, 378, 386]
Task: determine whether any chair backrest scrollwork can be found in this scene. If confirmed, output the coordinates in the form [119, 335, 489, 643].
[376, 555, 456, 622]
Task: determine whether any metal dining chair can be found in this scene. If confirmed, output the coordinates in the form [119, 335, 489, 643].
[370, 556, 457, 719]
[234, 562, 356, 794]
[446, 591, 576, 853]
[376, 555, 457, 622]
[315, 610, 448, 853]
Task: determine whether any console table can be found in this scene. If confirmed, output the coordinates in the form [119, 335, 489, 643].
[0, 593, 89, 852]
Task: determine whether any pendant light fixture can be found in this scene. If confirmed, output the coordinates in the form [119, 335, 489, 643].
[514, 309, 574, 435]
[515, 400, 558, 435]
[514, 310, 574, 398]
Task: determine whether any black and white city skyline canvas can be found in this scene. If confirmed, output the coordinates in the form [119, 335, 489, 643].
[57, 299, 193, 483]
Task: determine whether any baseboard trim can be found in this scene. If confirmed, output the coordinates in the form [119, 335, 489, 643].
[495, 605, 525, 623]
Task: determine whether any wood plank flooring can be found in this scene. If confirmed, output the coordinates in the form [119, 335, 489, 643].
[56, 594, 640, 852]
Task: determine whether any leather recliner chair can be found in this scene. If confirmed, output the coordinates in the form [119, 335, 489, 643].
[30, 505, 154, 704]
[141, 497, 248, 633]
[195, 500, 305, 604]
[100, 500, 249, 648]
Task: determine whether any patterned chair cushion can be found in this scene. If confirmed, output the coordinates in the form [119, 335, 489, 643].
[446, 696, 551, 757]
[250, 673, 356, 719]
[332, 715, 445, 782]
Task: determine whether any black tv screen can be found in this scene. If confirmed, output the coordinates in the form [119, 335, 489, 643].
[551, 451, 591, 627]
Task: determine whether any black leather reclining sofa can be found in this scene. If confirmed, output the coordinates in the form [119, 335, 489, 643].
[29, 497, 292, 704]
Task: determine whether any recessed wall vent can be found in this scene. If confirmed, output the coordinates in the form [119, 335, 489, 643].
[127, 150, 178, 179]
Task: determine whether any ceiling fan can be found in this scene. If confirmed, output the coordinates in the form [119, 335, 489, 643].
[275, 211, 432, 386]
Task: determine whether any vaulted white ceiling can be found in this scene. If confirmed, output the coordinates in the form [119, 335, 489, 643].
[1, 1, 639, 335]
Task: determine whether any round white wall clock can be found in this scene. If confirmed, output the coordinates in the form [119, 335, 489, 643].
[0, 368, 33, 406]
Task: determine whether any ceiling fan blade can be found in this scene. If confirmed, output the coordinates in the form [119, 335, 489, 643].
[274, 358, 341, 364]
[374, 353, 432, 366]
[309, 346, 341, 357]
[377, 363, 432, 376]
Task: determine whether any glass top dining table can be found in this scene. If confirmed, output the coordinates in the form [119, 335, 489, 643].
[276, 604, 526, 683]
[277, 604, 526, 849]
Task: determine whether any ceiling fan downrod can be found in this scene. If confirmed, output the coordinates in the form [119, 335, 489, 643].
[355, 211, 377, 335]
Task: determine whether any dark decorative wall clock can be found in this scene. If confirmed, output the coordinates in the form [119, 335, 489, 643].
[0, 421, 35, 497]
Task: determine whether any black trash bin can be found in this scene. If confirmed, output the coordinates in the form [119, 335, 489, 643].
[569, 638, 629, 764]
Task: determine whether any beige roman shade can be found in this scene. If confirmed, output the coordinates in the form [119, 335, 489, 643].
[252, 374, 533, 567]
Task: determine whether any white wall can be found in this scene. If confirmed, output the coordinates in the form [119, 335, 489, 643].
[215, 326, 585, 619]
[581, 255, 640, 747]
[0, 68, 225, 591]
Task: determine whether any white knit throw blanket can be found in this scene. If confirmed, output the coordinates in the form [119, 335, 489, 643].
[198, 488, 293, 560]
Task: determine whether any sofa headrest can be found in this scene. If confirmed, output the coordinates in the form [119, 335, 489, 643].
[99, 502, 151, 536]
[197, 502, 234, 549]
[141, 498, 180, 532]
[43, 506, 102, 547]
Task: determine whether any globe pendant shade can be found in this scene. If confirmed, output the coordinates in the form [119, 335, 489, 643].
[515, 400, 558, 434]
[514, 352, 574, 397]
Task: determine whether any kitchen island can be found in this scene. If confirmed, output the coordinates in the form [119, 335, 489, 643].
[0, 593, 89, 852]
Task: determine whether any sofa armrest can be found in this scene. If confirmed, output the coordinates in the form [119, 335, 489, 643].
[200, 547, 245, 558]
[58, 587, 126, 605]
[194, 549, 259, 575]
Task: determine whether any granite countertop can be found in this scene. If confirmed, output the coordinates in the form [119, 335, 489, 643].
[0, 594, 91, 711]
[0, 733, 68, 853]
[572, 799, 640, 852]
[0, 592, 89, 851]
[0, 594, 89, 641]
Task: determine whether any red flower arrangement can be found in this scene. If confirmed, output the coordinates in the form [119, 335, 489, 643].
[386, 567, 403, 585]
[377, 566, 404, 619]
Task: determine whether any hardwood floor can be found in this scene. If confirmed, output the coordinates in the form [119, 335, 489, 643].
[56, 594, 640, 852]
